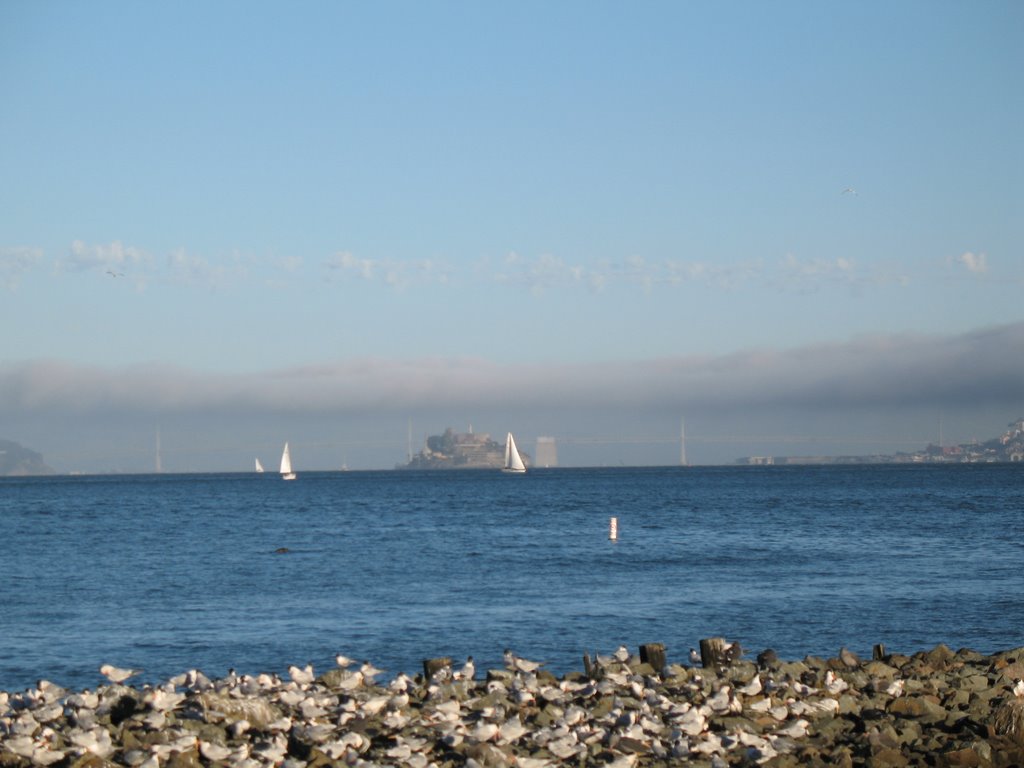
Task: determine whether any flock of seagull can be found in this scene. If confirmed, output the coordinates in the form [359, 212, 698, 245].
[5, 644, 1012, 767]
[0, 648, 808, 767]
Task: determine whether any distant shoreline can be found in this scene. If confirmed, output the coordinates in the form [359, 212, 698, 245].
[5, 461, 1024, 478]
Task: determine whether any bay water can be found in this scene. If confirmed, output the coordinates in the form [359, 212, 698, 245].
[1, 464, 1021, 692]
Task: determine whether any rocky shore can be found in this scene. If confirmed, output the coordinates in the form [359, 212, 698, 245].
[3, 643, 1024, 767]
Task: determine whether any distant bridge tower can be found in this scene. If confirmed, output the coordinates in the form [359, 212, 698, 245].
[680, 418, 688, 467]
[535, 436, 558, 468]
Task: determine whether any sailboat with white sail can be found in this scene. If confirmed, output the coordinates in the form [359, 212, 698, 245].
[255, 458, 265, 473]
[280, 442, 296, 480]
[503, 432, 527, 474]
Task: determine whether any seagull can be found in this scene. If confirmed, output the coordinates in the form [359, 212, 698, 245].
[503, 649, 543, 674]
[359, 660, 385, 682]
[689, 648, 702, 665]
[738, 675, 762, 696]
[143, 687, 185, 712]
[99, 664, 141, 684]
[199, 741, 234, 763]
[884, 678, 905, 697]
[455, 656, 475, 681]
[841, 187, 857, 196]
[775, 718, 810, 739]
[335, 653, 355, 668]
[388, 673, 411, 693]
[723, 641, 743, 662]
[471, 722, 500, 743]
[287, 663, 315, 686]
[824, 670, 849, 695]
[105, 270, 125, 277]
[790, 680, 817, 696]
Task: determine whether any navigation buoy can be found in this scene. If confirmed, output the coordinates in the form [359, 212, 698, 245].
[609, 517, 618, 541]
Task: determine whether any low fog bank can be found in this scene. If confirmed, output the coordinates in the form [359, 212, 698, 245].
[3, 323, 1022, 472]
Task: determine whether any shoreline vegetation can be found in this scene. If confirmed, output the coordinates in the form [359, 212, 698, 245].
[4, 643, 1024, 767]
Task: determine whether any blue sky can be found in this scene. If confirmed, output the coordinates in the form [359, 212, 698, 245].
[1, 1, 1022, 470]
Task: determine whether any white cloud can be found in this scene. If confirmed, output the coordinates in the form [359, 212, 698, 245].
[50, 241, 261, 291]
[63, 240, 152, 273]
[489, 251, 875, 295]
[0, 246, 43, 290]
[781, 253, 855, 278]
[954, 251, 988, 274]
[166, 247, 247, 289]
[34, 239, 995, 301]
[279, 255, 303, 273]
[325, 251, 450, 288]
[327, 251, 375, 280]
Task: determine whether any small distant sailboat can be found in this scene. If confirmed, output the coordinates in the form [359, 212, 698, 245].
[503, 432, 527, 474]
[255, 458, 264, 473]
[280, 442, 296, 480]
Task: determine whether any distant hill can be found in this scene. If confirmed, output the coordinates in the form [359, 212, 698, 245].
[0, 440, 56, 476]
[740, 418, 1024, 466]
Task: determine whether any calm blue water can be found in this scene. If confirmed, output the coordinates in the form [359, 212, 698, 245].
[1, 464, 1022, 692]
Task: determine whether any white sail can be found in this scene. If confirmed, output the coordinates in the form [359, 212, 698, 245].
[255, 458, 264, 473]
[503, 432, 527, 473]
[280, 442, 296, 480]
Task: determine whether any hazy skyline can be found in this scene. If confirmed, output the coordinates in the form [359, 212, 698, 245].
[1, 2, 1021, 471]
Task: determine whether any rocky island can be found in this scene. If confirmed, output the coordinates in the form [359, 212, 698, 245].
[401, 428, 531, 470]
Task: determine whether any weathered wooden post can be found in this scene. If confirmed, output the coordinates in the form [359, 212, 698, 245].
[423, 657, 452, 681]
[583, 652, 594, 679]
[699, 637, 729, 669]
[639, 643, 666, 672]
[872, 644, 886, 661]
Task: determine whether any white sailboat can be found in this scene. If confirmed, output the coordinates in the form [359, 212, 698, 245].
[503, 432, 527, 474]
[280, 442, 296, 480]
[255, 458, 265, 473]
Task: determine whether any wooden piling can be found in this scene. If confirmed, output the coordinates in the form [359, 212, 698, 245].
[423, 657, 452, 680]
[699, 637, 730, 669]
[873, 644, 886, 661]
[639, 643, 666, 672]
[582, 652, 593, 679]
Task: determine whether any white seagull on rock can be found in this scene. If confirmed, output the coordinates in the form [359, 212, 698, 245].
[504, 649, 544, 674]
[455, 656, 475, 680]
[287, 663, 315, 686]
[359, 661, 385, 682]
[99, 664, 141, 684]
